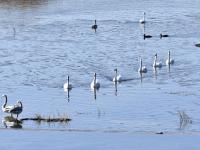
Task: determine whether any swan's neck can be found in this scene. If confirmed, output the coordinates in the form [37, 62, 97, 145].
[140, 59, 143, 69]
[95, 20, 96, 25]
[143, 13, 145, 21]
[94, 75, 96, 84]
[154, 56, 157, 64]
[2, 96, 7, 108]
[67, 76, 70, 86]
[115, 70, 118, 78]
[168, 52, 170, 61]
[18, 101, 23, 108]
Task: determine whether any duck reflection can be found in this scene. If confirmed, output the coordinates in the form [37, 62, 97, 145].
[93, 88, 97, 100]
[64, 89, 70, 102]
[2, 116, 22, 129]
[114, 82, 118, 96]
[139, 72, 143, 83]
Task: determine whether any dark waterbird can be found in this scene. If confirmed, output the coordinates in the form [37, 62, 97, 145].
[143, 34, 152, 40]
[160, 33, 169, 39]
[92, 20, 97, 31]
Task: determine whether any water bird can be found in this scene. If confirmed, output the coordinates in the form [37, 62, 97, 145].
[166, 51, 174, 65]
[138, 59, 147, 73]
[153, 53, 162, 68]
[90, 73, 100, 89]
[63, 76, 72, 91]
[2, 95, 14, 114]
[143, 34, 152, 39]
[139, 12, 146, 24]
[92, 20, 97, 30]
[160, 34, 169, 39]
[9, 101, 23, 119]
[113, 68, 122, 82]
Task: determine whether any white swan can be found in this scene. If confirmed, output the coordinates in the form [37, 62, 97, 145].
[2, 95, 14, 114]
[138, 59, 147, 73]
[166, 51, 174, 65]
[63, 76, 72, 91]
[9, 101, 23, 119]
[113, 68, 122, 82]
[90, 73, 100, 89]
[139, 12, 146, 24]
[153, 53, 162, 68]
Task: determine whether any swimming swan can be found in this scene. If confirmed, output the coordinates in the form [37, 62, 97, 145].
[90, 73, 100, 89]
[63, 76, 72, 91]
[153, 53, 162, 68]
[139, 12, 146, 24]
[166, 51, 174, 65]
[113, 68, 122, 82]
[138, 59, 147, 73]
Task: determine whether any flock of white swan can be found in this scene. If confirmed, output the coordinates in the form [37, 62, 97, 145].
[1, 12, 172, 119]
[63, 50, 174, 92]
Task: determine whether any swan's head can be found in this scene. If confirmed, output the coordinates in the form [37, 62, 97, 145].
[155, 53, 157, 58]
[67, 75, 70, 80]
[1, 95, 7, 99]
[94, 73, 97, 77]
[17, 100, 22, 104]
[95, 20, 97, 24]
[114, 68, 118, 72]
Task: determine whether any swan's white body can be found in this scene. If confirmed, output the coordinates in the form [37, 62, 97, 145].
[166, 51, 174, 65]
[113, 69, 122, 82]
[139, 12, 146, 24]
[63, 76, 72, 91]
[153, 53, 162, 68]
[91, 73, 100, 89]
[138, 59, 147, 73]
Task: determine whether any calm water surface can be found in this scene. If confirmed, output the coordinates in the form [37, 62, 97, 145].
[0, 0, 200, 146]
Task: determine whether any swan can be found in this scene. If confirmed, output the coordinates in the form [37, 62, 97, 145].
[138, 59, 147, 73]
[9, 101, 23, 118]
[153, 53, 162, 68]
[63, 76, 72, 91]
[166, 51, 174, 65]
[160, 34, 169, 39]
[90, 73, 100, 89]
[2, 95, 14, 114]
[92, 20, 97, 30]
[113, 68, 122, 82]
[139, 12, 146, 24]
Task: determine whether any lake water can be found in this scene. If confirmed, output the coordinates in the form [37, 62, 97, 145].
[0, 0, 200, 149]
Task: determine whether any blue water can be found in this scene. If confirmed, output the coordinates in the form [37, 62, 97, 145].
[0, 0, 200, 149]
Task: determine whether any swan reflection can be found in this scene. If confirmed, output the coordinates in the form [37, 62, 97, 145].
[2, 116, 22, 129]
